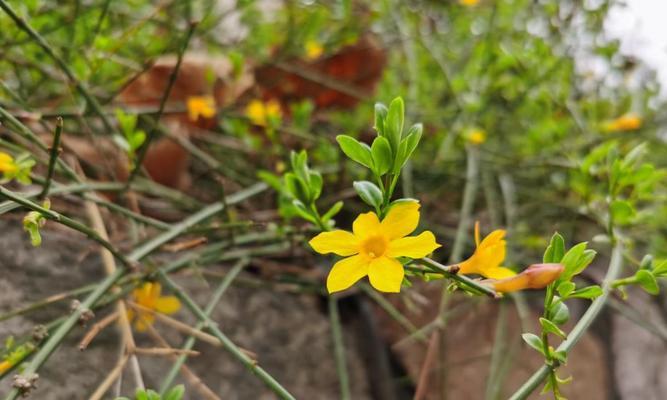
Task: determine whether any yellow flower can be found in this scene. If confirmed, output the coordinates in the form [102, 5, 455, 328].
[0, 360, 12, 374]
[490, 263, 564, 293]
[602, 113, 642, 132]
[466, 128, 487, 145]
[459, 0, 480, 6]
[0, 152, 18, 173]
[186, 96, 216, 121]
[309, 201, 441, 293]
[458, 221, 516, 279]
[305, 40, 324, 60]
[128, 282, 181, 332]
[245, 99, 282, 127]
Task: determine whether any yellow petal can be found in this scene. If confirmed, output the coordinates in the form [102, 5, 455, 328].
[155, 296, 181, 314]
[368, 256, 404, 293]
[149, 282, 162, 300]
[134, 313, 154, 332]
[352, 212, 380, 239]
[381, 201, 420, 240]
[327, 255, 369, 293]
[0, 152, 17, 173]
[483, 266, 516, 280]
[477, 229, 506, 250]
[309, 230, 359, 256]
[386, 231, 441, 259]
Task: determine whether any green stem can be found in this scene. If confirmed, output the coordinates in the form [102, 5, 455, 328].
[159, 258, 249, 394]
[126, 21, 198, 187]
[39, 116, 63, 200]
[419, 257, 498, 298]
[157, 270, 296, 400]
[3, 183, 267, 400]
[0, 0, 116, 134]
[508, 241, 624, 400]
[329, 296, 351, 400]
[448, 146, 480, 264]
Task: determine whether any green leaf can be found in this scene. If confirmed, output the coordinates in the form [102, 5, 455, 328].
[540, 317, 567, 339]
[385, 97, 405, 153]
[322, 201, 344, 223]
[164, 384, 185, 400]
[557, 281, 575, 298]
[560, 242, 587, 281]
[291, 200, 317, 224]
[568, 249, 597, 278]
[569, 285, 603, 300]
[336, 135, 373, 168]
[284, 173, 309, 203]
[635, 270, 659, 295]
[610, 199, 635, 225]
[552, 350, 568, 364]
[353, 181, 383, 209]
[543, 232, 565, 263]
[309, 171, 323, 200]
[549, 300, 570, 325]
[370, 136, 393, 175]
[290, 150, 310, 185]
[394, 123, 423, 173]
[374, 103, 388, 135]
[257, 170, 283, 192]
[521, 333, 545, 356]
[128, 130, 146, 151]
[653, 259, 667, 277]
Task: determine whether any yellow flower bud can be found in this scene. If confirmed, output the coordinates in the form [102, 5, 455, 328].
[491, 263, 564, 293]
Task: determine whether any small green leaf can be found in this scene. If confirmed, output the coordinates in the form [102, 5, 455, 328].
[521, 333, 545, 356]
[309, 171, 323, 200]
[549, 301, 570, 325]
[543, 233, 565, 263]
[374, 103, 388, 135]
[569, 285, 603, 300]
[610, 199, 635, 225]
[291, 200, 317, 224]
[394, 123, 423, 173]
[540, 317, 567, 339]
[164, 384, 185, 400]
[557, 281, 576, 298]
[570, 249, 597, 277]
[385, 97, 405, 153]
[336, 135, 373, 168]
[284, 173, 309, 203]
[552, 350, 568, 364]
[560, 242, 587, 281]
[653, 259, 667, 277]
[635, 270, 659, 295]
[257, 170, 283, 192]
[370, 136, 393, 175]
[322, 201, 344, 223]
[353, 181, 383, 209]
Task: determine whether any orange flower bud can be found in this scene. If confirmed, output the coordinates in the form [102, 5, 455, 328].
[491, 263, 564, 293]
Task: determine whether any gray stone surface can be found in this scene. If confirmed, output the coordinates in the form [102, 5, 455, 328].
[0, 218, 370, 399]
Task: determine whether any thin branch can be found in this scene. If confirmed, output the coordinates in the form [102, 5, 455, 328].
[39, 116, 63, 200]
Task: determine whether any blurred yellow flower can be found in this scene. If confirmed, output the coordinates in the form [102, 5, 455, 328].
[467, 129, 487, 145]
[305, 40, 324, 60]
[490, 263, 564, 293]
[459, 0, 480, 6]
[245, 99, 282, 127]
[603, 113, 642, 132]
[458, 221, 515, 279]
[0, 152, 18, 173]
[309, 201, 441, 293]
[0, 360, 12, 374]
[128, 282, 181, 332]
[186, 96, 216, 121]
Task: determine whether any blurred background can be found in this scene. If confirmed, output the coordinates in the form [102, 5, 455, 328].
[0, 0, 666, 399]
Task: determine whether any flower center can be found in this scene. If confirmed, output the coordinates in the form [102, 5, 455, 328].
[361, 235, 387, 259]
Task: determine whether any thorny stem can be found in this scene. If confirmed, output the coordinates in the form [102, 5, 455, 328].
[157, 270, 297, 400]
